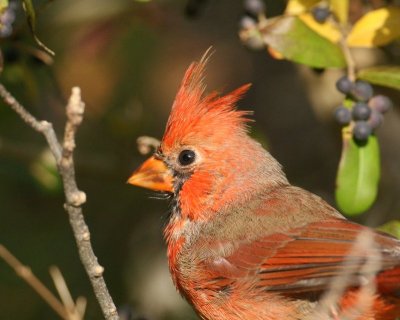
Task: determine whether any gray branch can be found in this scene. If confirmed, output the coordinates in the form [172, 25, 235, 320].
[0, 84, 119, 320]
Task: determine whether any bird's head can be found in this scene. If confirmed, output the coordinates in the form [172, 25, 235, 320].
[128, 52, 287, 221]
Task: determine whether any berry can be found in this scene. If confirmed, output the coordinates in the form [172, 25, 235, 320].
[336, 76, 354, 95]
[368, 109, 383, 129]
[369, 95, 392, 114]
[353, 121, 372, 141]
[334, 106, 352, 125]
[351, 80, 374, 102]
[352, 102, 371, 120]
[239, 15, 257, 30]
[312, 6, 331, 23]
[244, 0, 266, 16]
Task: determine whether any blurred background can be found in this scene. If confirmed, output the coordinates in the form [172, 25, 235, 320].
[0, 0, 399, 319]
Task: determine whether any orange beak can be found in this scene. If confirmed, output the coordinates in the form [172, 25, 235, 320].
[127, 155, 174, 192]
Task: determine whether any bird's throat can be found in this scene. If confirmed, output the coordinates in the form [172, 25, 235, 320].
[164, 210, 192, 289]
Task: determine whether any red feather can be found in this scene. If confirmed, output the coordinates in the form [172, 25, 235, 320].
[161, 52, 252, 153]
[130, 53, 400, 320]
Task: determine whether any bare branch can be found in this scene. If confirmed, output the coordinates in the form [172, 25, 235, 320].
[0, 85, 119, 320]
[0, 84, 62, 160]
[311, 230, 382, 320]
[50, 266, 86, 320]
[0, 244, 69, 320]
[75, 296, 88, 319]
[0, 84, 45, 132]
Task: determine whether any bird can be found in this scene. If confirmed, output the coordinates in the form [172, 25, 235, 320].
[127, 52, 400, 320]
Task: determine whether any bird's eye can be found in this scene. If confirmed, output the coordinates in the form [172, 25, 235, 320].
[178, 149, 196, 166]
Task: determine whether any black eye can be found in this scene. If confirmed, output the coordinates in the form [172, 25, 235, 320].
[178, 149, 196, 166]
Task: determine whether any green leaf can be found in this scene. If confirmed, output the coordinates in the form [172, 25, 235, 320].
[378, 220, 400, 239]
[335, 130, 380, 215]
[298, 13, 341, 43]
[358, 66, 400, 90]
[22, 0, 55, 56]
[262, 16, 346, 68]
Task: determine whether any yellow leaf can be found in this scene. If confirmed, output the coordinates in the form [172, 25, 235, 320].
[347, 7, 400, 47]
[285, 0, 320, 15]
[299, 13, 341, 43]
[331, 0, 348, 25]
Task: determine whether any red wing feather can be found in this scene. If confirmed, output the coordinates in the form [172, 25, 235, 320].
[206, 219, 400, 297]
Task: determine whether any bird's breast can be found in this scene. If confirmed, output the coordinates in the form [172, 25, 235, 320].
[164, 211, 200, 291]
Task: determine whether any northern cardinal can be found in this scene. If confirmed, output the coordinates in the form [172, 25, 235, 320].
[128, 53, 400, 320]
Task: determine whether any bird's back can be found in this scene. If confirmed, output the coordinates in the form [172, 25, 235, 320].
[172, 185, 400, 320]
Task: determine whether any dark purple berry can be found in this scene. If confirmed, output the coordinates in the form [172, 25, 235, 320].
[351, 80, 374, 102]
[368, 95, 392, 114]
[312, 6, 331, 23]
[244, 0, 266, 16]
[367, 109, 383, 129]
[239, 15, 257, 30]
[353, 121, 372, 141]
[334, 106, 352, 125]
[352, 102, 371, 120]
[336, 75, 354, 95]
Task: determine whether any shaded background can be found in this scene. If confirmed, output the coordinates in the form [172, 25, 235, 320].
[0, 0, 399, 319]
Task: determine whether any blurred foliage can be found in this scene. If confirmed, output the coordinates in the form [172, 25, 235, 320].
[0, 0, 399, 319]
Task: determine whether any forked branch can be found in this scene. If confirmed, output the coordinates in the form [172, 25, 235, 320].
[0, 84, 119, 320]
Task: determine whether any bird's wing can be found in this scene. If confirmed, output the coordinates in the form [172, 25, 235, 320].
[202, 218, 400, 297]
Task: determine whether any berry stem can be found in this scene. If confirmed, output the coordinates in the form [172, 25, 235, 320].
[331, 17, 356, 82]
[340, 37, 356, 82]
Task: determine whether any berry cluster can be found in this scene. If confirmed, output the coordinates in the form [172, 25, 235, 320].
[334, 76, 392, 142]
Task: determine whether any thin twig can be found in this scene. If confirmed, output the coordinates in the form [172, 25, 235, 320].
[50, 266, 86, 320]
[137, 136, 160, 155]
[331, 17, 356, 82]
[0, 85, 119, 320]
[0, 245, 69, 320]
[311, 230, 382, 319]
[338, 232, 381, 320]
[75, 296, 88, 319]
[50, 266, 77, 313]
